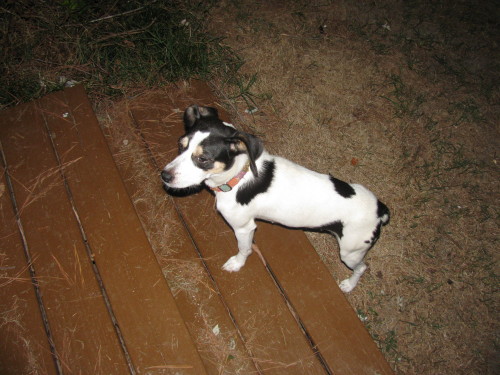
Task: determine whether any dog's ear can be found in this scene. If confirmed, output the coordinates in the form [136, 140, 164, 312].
[226, 132, 263, 177]
[183, 105, 219, 130]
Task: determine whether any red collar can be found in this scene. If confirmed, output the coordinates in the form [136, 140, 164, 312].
[211, 163, 249, 192]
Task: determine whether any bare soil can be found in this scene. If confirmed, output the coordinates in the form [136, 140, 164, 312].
[203, 1, 499, 374]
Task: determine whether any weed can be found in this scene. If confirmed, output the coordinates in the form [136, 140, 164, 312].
[373, 329, 407, 363]
[401, 275, 426, 285]
[381, 73, 425, 119]
[0, 1, 242, 107]
[382, 330, 398, 354]
[448, 99, 484, 127]
[228, 73, 260, 110]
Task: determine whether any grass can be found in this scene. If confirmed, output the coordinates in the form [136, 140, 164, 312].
[381, 73, 425, 119]
[228, 73, 261, 111]
[0, 0, 243, 107]
[203, 1, 499, 374]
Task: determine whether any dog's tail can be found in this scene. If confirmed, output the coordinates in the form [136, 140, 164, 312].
[377, 200, 390, 226]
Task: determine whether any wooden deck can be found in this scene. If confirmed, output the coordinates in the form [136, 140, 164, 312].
[0, 85, 394, 374]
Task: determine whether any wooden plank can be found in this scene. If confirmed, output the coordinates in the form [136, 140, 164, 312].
[255, 223, 395, 374]
[129, 87, 328, 374]
[105, 116, 260, 374]
[130, 81, 393, 374]
[0, 136, 58, 375]
[44, 86, 208, 374]
[0, 98, 131, 374]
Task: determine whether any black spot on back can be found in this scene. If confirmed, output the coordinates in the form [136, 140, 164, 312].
[236, 160, 275, 205]
[329, 175, 356, 198]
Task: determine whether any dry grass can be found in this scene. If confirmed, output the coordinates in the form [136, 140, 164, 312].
[203, 1, 499, 374]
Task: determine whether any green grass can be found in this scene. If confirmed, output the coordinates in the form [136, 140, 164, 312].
[0, 0, 243, 107]
[228, 73, 261, 110]
[372, 329, 407, 363]
[381, 73, 425, 119]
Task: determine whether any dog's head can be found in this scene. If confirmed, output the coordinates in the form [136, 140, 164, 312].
[161, 105, 263, 190]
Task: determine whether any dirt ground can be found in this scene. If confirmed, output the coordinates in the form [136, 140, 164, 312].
[200, 1, 498, 374]
[100, 1, 498, 374]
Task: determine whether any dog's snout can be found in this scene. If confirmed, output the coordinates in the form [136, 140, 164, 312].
[161, 170, 173, 184]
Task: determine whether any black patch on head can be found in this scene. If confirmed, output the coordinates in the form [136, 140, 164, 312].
[195, 136, 239, 172]
[236, 160, 275, 205]
[377, 200, 390, 225]
[329, 175, 356, 198]
[226, 133, 263, 177]
[183, 105, 232, 136]
[180, 106, 264, 177]
[319, 220, 344, 239]
[191, 152, 217, 171]
[184, 105, 219, 130]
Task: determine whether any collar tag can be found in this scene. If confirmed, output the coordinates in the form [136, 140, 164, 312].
[218, 184, 232, 192]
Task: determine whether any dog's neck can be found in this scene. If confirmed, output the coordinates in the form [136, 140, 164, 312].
[205, 154, 250, 190]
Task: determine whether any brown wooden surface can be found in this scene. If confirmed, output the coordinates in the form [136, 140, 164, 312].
[56, 85, 207, 374]
[0, 87, 208, 374]
[1, 83, 394, 375]
[0, 154, 59, 375]
[127, 81, 394, 375]
[1, 100, 130, 374]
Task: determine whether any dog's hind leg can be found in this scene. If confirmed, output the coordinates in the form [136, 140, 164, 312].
[222, 220, 256, 272]
[338, 236, 372, 293]
[339, 260, 367, 293]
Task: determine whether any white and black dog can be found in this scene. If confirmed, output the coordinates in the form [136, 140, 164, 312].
[161, 105, 389, 292]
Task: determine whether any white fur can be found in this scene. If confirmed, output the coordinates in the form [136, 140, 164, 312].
[164, 129, 387, 292]
[164, 132, 210, 188]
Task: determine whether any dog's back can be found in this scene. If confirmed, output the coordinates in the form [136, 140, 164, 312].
[232, 153, 385, 233]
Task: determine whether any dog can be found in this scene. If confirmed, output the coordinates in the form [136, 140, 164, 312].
[161, 105, 390, 292]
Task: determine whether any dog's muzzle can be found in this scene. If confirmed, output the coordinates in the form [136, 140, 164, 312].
[161, 170, 173, 184]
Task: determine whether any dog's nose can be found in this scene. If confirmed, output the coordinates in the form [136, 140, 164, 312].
[161, 170, 173, 184]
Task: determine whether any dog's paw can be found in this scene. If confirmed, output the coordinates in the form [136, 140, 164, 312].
[222, 256, 245, 272]
[339, 279, 355, 293]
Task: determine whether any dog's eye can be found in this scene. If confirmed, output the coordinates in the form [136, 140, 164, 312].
[193, 154, 213, 167]
[197, 155, 210, 164]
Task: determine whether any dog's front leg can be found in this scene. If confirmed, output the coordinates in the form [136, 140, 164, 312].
[222, 221, 256, 272]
